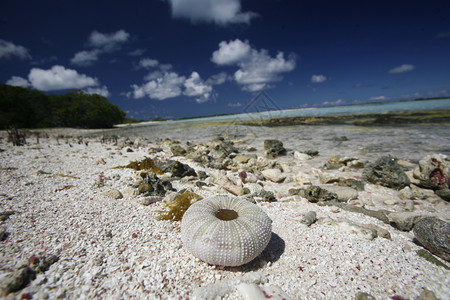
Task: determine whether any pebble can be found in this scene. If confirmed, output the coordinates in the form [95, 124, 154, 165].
[300, 211, 317, 226]
[261, 168, 286, 183]
[101, 189, 123, 199]
[320, 185, 358, 202]
[294, 151, 311, 161]
[388, 212, 425, 231]
[413, 217, 450, 262]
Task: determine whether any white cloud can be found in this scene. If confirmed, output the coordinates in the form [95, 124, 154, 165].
[131, 72, 186, 100]
[6, 76, 31, 88]
[0, 39, 31, 60]
[128, 48, 147, 56]
[311, 74, 327, 83]
[211, 39, 251, 65]
[322, 99, 344, 106]
[28, 65, 99, 91]
[228, 102, 242, 107]
[167, 0, 257, 25]
[388, 64, 415, 74]
[84, 85, 111, 97]
[71, 30, 130, 66]
[88, 30, 130, 51]
[138, 58, 159, 69]
[368, 95, 388, 101]
[184, 72, 213, 103]
[70, 50, 100, 66]
[211, 39, 296, 91]
[206, 72, 228, 85]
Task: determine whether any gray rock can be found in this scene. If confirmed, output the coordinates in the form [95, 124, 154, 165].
[435, 188, 450, 201]
[0, 266, 35, 295]
[170, 145, 186, 156]
[338, 178, 365, 191]
[413, 217, 450, 262]
[317, 201, 390, 224]
[264, 139, 286, 158]
[416, 249, 450, 270]
[320, 185, 358, 202]
[301, 186, 338, 203]
[138, 173, 172, 197]
[388, 212, 425, 231]
[300, 211, 317, 226]
[157, 160, 197, 178]
[363, 155, 410, 190]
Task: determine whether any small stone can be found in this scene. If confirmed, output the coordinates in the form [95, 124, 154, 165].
[383, 199, 398, 206]
[236, 283, 264, 300]
[300, 211, 317, 226]
[435, 188, 450, 201]
[417, 289, 439, 300]
[320, 185, 358, 202]
[295, 172, 312, 185]
[0, 267, 35, 295]
[264, 139, 286, 158]
[354, 292, 376, 300]
[101, 189, 123, 199]
[302, 186, 338, 202]
[261, 169, 286, 183]
[362, 224, 392, 240]
[413, 217, 450, 262]
[363, 155, 410, 190]
[138, 196, 162, 206]
[234, 154, 256, 164]
[338, 178, 365, 191]
[170, 145, 186, 156]
[388, 212, 425, 231]
[294, 151, 311, 161]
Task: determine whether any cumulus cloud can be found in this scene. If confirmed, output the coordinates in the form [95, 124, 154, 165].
[88, 30, 130, 51]
[71, 30, 130, 66]
[388, 64, 415, 74]
[311, 74, 327, 83]
[6, 76, 31, 88]
[26, 65, 99, 91]
[211, 39, 296, 91]
[128, 48, 147, 56]
[322, 99, 344, 106]
[206, 72, 229, 85]
[138, 58, 159, 69]
[131, 72, 186, 100]
[0, 39, 31, 60]
[167, 0, 258, 25]
[85, 85, 111, 97]
[211, 39, 251, 65]
[184, 72, 213, 103]
[70, 50, 100, 66]
[368, 95, 388, 101]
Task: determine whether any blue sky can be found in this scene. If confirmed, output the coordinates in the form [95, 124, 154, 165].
[1, 0, 450, 120]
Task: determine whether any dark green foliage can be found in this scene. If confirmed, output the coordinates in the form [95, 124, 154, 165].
[0, 84, 126, 129]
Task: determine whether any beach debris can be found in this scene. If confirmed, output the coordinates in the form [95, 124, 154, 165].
[116, 157, 163, 174]
[264, 139, 286, 158]
[181, 195, 272, 266]
[413, 217, 450, 262]
[157, 190, 202, 221]
[362, 155, 410, 190]
[6, 126, 26, 146]
[413, 154, 449, 190]
[137, 172, 172, 197]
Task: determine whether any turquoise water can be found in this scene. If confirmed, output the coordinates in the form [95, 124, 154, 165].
[134, 98, 450, 127]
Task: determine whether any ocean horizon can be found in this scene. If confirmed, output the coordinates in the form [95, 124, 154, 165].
[120, 98, 450, 128]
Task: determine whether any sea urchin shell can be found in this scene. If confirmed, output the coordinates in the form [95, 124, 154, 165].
[181, 195, 272, 266]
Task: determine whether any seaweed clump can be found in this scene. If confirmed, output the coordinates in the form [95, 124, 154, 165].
[158, 191, 202, 221]
[116, 157, 163, 175]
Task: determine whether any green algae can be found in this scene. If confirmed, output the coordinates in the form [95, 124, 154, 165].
[157, 191, 202, 221]
[115, 157, 163, 174]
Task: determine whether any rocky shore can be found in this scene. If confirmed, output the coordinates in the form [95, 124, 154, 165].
[0, 126, 449, 299]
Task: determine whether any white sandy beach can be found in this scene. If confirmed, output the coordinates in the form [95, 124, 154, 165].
[0, 126, 449, 299]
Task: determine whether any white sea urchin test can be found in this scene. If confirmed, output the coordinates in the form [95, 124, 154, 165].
[181, 195, 272, 267]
